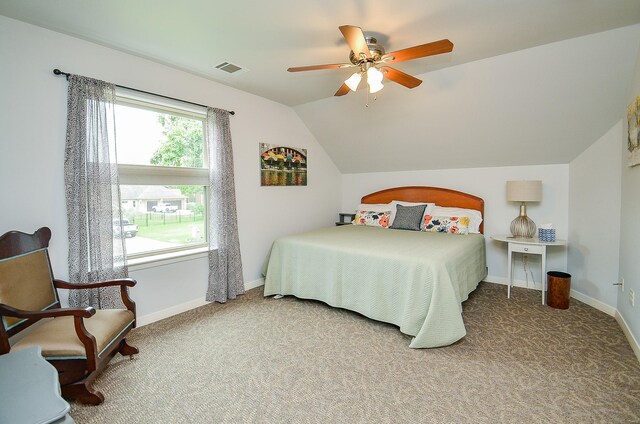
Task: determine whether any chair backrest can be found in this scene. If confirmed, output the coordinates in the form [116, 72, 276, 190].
[0, 228, 60, 340]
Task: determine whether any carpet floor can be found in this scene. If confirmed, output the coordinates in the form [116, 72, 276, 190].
[70, 282, 640, 423]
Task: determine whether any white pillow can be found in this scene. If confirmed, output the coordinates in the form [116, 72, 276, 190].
[431, 206, 483, 234]
[356, 203, 391, 212]
[390, 201, 435, 225]
[391, 201, 435, 213]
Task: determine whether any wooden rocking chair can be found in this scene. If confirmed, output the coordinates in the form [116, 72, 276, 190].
[0, 227, 138, 405]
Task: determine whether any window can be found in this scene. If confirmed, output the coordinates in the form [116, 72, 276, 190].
[114, 90, 208, 258]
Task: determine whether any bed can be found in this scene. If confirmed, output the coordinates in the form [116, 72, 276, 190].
[263, 186, 487, 348]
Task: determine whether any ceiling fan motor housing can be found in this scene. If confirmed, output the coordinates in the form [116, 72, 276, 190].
[349, 37, 386, 65]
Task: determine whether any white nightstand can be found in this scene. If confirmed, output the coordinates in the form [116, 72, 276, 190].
[491, 234, 568, 304]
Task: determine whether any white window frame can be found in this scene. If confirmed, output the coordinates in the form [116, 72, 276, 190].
[115, 89, 209, 263]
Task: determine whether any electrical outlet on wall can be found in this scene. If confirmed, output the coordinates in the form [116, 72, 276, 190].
[630, 289, 635, 307]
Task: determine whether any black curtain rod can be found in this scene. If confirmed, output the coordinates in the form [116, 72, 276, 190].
[53, 69, 235, 115]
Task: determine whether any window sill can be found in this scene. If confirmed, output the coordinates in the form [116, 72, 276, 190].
[128, 246, 211, 271]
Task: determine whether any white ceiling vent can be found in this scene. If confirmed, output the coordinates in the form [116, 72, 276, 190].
[214, 61, 245, 74]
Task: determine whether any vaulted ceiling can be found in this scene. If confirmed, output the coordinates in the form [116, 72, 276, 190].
[2, 0, 640, 172]
[295, 24, 640, 172]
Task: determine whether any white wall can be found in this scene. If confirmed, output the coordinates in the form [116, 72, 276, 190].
[618, 45, 640, 351]
[342, 164, 569, 289]
[0, 16, 341, 320]
[568, 121, 622, 310]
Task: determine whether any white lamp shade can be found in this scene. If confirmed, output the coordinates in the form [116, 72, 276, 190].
[367, 67, 383, 84]
[366, 67, 384, 93]
[344, 72, 362, 91]
[507, 180, 542, 202]
[369, 81, 384, 93]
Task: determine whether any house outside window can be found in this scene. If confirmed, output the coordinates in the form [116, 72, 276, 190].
[114, 90, 208, 258]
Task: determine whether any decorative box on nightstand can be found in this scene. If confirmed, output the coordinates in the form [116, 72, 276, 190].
[336, 213, 356, 226]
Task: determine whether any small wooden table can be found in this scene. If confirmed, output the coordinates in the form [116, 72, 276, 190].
[491, 234, 568, 304]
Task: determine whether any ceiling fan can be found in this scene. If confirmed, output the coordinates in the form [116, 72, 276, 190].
[287, 25, 454, 97]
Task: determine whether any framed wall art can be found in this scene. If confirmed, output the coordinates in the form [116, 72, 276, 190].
[627, 96, 640, 167]
[260, 143, 307, 186]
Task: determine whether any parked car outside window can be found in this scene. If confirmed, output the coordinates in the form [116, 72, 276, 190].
[113, 219, 138, 238]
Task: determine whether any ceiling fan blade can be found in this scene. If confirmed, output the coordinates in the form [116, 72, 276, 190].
[339, 25, 371, 59]
[335, 83, 350, 96]
[287, 63, 352, 72]
[381, 67, 422, 89]
[382, 39, 453, 64]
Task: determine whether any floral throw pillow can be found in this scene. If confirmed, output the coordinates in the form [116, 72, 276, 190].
[354, 210, 392, 228]
[422, 215, 470, 234]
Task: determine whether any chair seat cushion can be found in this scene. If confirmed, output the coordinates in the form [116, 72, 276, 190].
[12, 309, 134, 359]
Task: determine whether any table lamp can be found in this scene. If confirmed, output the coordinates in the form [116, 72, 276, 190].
[507, 180, 542, 238]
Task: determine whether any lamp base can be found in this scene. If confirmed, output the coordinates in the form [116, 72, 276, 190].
[510, 215, 536, 238]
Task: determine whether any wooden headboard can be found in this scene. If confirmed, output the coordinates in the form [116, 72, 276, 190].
[361, 186, 485, 234]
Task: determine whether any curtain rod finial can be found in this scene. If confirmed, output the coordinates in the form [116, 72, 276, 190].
[53, 68, 70, 80]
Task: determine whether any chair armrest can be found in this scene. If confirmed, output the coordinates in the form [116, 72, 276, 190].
[0, 303, 95, 319]
[53, 279, 137, 323]
[0, 303, 101, 371]
[53, 278, 136, 289]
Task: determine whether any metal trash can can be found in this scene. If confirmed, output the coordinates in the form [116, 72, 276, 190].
[547, 271, 571, 309]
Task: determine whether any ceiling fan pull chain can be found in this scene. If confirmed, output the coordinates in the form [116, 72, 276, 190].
[365, 91, 379, 108]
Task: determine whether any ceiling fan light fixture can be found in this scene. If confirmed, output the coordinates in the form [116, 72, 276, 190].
[369, 81, 384, 94]
[287, 25, 452, 98]
[367, 67, 384, 84]
[367, 67, 384, 93]
[344, 72, 362, 91]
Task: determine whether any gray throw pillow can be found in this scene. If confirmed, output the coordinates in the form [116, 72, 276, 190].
[390, 204, 426, 231]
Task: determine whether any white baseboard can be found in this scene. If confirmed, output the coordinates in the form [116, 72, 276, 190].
[137, 278, 265, 327]
[484, 275, 616, 316]
[245, 277, 265, 291]
[484, 275, 543, 290]
[615, 311, 640, 363]
[137, 297, 208, 327]
[569, 290, 616, 316]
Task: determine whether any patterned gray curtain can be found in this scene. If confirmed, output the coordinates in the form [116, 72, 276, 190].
[206, 107, 244, 303]
[64, 75, 127, 309]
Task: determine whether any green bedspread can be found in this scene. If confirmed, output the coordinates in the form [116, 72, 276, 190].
[263, 225, 487, 348]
